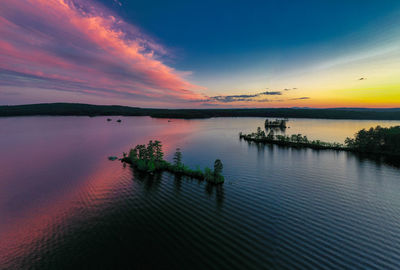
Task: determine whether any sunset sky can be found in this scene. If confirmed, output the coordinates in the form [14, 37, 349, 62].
[1, 0, 399, 108]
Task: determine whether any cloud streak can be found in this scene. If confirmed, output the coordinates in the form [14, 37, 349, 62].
[290, 97, 310, 100]
[0, 0, 205, 105]
[198, 90, 283, 103]
[192, 89, 310, 105]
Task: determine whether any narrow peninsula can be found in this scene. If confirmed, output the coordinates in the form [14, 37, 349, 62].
[240, 125, 400, 156]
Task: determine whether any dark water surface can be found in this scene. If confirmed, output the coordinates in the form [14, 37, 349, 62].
[1, 116, 400, 269]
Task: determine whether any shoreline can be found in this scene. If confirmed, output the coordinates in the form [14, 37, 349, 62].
[2, 103, 400, 120]
[239, 134, 400, 157]
[121, 157, 225, 184]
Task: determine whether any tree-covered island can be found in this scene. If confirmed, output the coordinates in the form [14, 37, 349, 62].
[240, 125, 400, 156]
[265, 119, 287, 129]
[121, 140, 225, 184]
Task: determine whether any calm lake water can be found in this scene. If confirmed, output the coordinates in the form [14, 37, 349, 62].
[1, 116, 400, 269]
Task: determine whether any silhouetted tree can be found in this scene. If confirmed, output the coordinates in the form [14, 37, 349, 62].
[154, 140, 163, 161]
[147, 140, 155, 161]
[214, 159, 223, 175]
[136, 144, 147, 160]
[255, 127, 265, 139]
[345, 125, 400, 154]
[173, 148, 182, 167]
[267, 130, 274, 140]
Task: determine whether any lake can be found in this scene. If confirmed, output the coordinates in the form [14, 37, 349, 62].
[1, 116, 400, 269]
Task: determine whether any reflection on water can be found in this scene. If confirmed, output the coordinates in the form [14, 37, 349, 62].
[1, 116, 400, 269]
[244, 137, 400, 169]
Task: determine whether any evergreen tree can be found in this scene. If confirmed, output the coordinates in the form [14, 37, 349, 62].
[137, 144, 147, 160]
[267, 130, 274, 140]
[256, 127, 265, 139]
[154, 140, 164, 161]
[129, 147, 138, 161]
[147, 140, 155, 161]
[173, 148, 182, 167]
[214, 159, 223, 175]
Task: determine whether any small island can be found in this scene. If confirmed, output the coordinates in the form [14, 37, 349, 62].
[265, 119, 287, 129]
[121, 140, 225, 184]
[240, 125, 400, 156]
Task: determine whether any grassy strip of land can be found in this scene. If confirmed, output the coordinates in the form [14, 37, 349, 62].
[240, 125, 400, 156]
[2, 103, 400, 120]
[120, 140, 224, 184]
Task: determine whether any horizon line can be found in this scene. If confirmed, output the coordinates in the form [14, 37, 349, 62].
[1, 102, 400, 110]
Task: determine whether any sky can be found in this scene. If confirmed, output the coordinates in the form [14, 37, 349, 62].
[0, 0, 400, 108]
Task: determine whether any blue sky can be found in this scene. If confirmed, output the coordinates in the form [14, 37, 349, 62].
[102, 0, 400, 70]
[99, 0, 400, 106]
[1, 0, 399, 107]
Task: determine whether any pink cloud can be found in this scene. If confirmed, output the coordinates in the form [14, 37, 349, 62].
[0, 0, 206, 106]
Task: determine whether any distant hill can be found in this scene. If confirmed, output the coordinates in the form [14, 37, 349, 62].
[331, 107, 400, 112]
[1, 103, 400, 120]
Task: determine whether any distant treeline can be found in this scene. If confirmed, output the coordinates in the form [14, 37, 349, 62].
[1, 103, 400, 120]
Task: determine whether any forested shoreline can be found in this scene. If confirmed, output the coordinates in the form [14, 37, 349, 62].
[2, 103, 400, 120]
